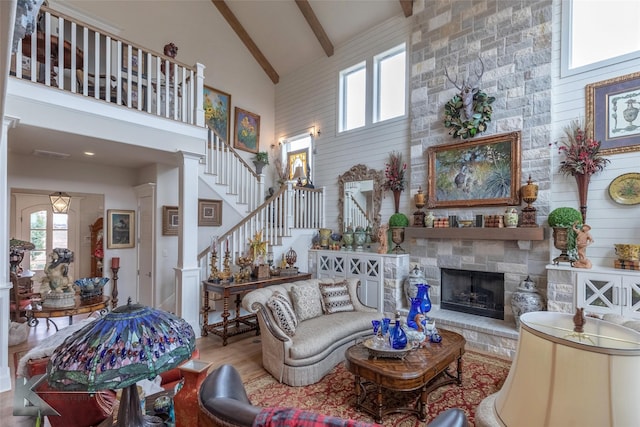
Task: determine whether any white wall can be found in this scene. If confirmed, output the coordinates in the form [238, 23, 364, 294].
[550, 0, 640, 267]
[276, 15, 413, 234]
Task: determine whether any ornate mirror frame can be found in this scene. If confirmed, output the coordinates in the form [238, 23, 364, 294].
[338, 164, 384, 241]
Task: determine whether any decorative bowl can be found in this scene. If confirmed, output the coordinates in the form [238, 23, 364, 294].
[74, 277, 109, 293]
[614, 244, 640, 261]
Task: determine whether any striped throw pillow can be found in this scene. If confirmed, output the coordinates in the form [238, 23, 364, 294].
[266, 291, 298, 336]
[319, 281, 355, 314]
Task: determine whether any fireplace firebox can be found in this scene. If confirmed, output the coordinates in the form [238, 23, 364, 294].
[441, 268, 504, 319]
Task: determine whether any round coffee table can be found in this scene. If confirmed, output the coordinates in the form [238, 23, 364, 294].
[345, 329, 465, 423]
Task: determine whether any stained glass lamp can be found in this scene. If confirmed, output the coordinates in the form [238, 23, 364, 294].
[47, 300, 196, 427]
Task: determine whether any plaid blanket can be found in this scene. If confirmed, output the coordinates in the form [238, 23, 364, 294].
[253, 407, 380, 427]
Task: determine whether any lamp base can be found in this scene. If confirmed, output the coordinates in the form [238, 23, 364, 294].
[115, 384, 163, 427]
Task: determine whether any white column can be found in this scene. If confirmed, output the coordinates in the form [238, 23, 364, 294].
[0, 116, 19, 393]
[194, 63, 205, 127]
[175, 151, 200, 333]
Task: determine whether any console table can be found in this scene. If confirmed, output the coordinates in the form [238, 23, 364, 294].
[201, 273, 312, 345]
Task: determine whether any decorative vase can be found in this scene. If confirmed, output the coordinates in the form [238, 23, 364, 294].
[354, 226, 366, 250]
[389, 316, 408, 349]
[403, 265, 426, 306]
[390, 226, 405, 253]
[511, 275, 545, 329]
[504, 208, 518, 228]
[342, 231, 354, 250]
[424, 211, 435, 228]
[574, 173, 590, 222]
[174, 360, 212, 427]
[415, 283, 432, 315]
[552, 227, 572, 265]
[319, 228, 332, 248]
[407, 297, 423, 329]
[392, 189, 402, 213]
[253, 160, 266, 175]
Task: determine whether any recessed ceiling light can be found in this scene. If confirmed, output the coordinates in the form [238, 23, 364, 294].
[84, 151, 95, 156]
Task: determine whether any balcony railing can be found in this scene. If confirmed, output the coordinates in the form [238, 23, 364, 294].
[10, 5, 204, 125]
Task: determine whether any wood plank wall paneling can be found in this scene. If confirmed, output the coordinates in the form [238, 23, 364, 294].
[275, 15, 412, 233]
[551, 0, 640, 267]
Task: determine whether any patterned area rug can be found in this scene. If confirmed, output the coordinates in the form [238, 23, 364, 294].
[246, 351, 510, 427]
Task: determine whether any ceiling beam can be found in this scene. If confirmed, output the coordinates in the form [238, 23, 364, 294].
[399, 0, 413, 17]
[211, 0, 280, 84]
[294, 0, 334, 57]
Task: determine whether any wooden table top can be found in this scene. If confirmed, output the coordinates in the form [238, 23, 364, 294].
[28, 295, 111, 318]
[345, 329, 466, 391]
[202, 272, 312, 294]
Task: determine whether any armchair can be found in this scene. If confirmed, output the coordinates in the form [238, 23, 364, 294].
[10, 272, 40, 323]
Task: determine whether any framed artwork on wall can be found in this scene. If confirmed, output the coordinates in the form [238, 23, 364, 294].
[204, 86, 231, 143]
[107, 210, 135, 249]
[162, 206, 179, 236]
[586, 71, 640, 155]
[287, 149, 309, 181]
[234, 107, 260, 154]
[427, 131, 521, 208]
[198, 199, 222, 226]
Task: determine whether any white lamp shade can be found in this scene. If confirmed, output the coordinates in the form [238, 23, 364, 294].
[494, 311, 640, 426]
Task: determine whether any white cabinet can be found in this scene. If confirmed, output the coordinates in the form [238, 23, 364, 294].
[310, 249, 409, 312]
[576, 271, 640, 319]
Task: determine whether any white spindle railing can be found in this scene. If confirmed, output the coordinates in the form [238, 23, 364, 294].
[205, 130, 264, 212]
[10, 5, 202, 125]
[197, 183, 325, 279]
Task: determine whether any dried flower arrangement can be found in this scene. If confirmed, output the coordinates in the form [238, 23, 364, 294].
[382, 151, 407, 192]
[556, 120, 609, 177]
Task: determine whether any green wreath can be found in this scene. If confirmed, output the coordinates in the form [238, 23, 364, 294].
[443, 90, 495, 139]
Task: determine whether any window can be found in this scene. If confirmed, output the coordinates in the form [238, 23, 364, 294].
[374, 45, 406, 123]
[339, 62, 366, 132]
[28, 210, 68, 271]
[563, 0, 640, 74]
[338, 42, 406, 132]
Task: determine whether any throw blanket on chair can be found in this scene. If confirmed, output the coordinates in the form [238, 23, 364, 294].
[253, 407, 380, 427]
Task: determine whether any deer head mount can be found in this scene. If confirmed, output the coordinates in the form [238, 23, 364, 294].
[444, 56, 485, 121]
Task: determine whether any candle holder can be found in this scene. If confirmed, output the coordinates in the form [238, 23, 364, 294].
[218, 249, 232, 281]
[208, 249, 219, 281]
[413, 187, 426, 227]
[520, 176, 539, 227]
[110, 267, 119, 309]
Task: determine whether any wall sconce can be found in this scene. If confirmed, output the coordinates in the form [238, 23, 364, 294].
[49, 192, 71, 214]
[309, 126, 321, 137]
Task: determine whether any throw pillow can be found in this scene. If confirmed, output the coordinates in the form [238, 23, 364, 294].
[290, 284, 323, 321]
[319, 281, 355, 314]
[267, 291, 298, 337]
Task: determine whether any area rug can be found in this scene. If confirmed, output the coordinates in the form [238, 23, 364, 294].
[246, 351, 510, 427]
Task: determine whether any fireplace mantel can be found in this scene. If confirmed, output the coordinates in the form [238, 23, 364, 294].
[405, 226, 545, 249]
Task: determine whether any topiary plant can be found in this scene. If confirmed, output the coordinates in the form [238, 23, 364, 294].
[548, 207, 582, 228]
[389, 213, 409, 228]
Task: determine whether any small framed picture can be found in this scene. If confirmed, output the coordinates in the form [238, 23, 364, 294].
[162, 206, 179, 236]
[107, 210, 135, 249]
[234, 107, 260, 154]
[198, 199, 222, 226]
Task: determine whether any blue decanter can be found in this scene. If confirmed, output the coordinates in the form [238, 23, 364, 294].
[389, 312, 408, 350]
[407, 297, 423, 329]
[416, 283, 432, 315]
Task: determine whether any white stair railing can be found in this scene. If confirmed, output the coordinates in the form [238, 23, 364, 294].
[198, 183, 325, 279]
[11, 5, 203, 125]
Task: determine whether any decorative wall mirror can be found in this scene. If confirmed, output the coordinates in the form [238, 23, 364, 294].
[338, 164, 384, 241]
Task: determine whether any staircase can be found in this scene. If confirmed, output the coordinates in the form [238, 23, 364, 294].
[197, 130, 325, 278]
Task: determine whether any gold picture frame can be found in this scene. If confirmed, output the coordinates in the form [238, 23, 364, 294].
[162, 206, 179, 236]
[107, 209, 135, 249]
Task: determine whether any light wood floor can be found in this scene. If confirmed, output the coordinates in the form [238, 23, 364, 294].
[1, 314, 267, 426]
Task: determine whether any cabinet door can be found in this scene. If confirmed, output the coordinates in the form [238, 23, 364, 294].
[576, 272, 618, 316]
[317, 253, 346, 278]
[348, 255, 382, 309]
[621, 276, 640, 319]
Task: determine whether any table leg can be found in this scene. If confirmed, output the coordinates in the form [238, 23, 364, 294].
[234, 294, 242, 328]
[201, 288, 210, 336]
[418, 385, 428, 421]
[221, 296, 230, 346]
[375, 384, 383, 423]
[455, 355, 463, 385]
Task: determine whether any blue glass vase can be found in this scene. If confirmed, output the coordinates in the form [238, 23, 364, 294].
[389, 320, 408, 350]
[407, 297, 423, 329]
[416, 283, 432, 315]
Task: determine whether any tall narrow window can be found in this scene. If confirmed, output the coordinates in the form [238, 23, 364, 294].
[28, 210, 68, 271]
[374, 44, 406, 123]
[339, 62, 366, 132]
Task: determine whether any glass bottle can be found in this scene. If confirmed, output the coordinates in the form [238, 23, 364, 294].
[389, 312, 408, 350]
[407, 297, 423, 330]
[416, 283, 432, 315]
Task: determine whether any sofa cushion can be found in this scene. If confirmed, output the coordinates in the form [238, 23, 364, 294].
[290, 283, 323, 321]
[319, 281, 354, 314]
[267, 291, 298, 337]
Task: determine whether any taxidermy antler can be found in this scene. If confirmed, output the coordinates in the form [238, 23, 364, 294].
[444, 56, 485, 120]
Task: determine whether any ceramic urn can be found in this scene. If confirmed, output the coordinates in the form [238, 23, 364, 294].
[511, 275, 545, 329]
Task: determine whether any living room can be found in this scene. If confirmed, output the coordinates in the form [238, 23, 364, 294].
[3, 0, 640, 425]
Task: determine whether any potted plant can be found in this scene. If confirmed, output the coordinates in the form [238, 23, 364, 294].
[548, 207, 582, 264]
[389, 213, 409, 253]
[253, 152, 269, 174]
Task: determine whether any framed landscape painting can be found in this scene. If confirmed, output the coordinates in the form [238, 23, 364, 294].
[427, 131, 521, 208]
[107, 210, 135, 248]
[234, 107, 260, 154]
[586, 71, 640, 155]
[204, 86, 231, 143]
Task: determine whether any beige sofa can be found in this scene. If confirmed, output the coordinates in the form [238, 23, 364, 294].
[242, 277, 379, 386]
